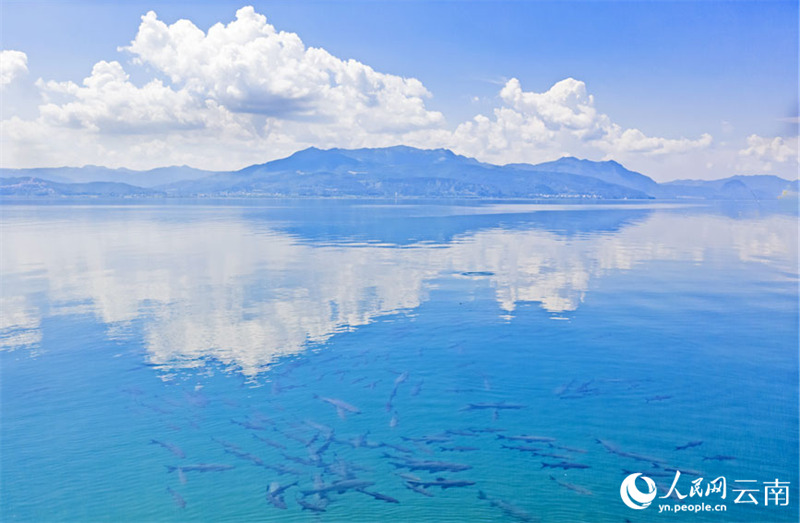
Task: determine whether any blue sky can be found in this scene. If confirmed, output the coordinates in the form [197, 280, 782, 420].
[1, 0, 797, 181]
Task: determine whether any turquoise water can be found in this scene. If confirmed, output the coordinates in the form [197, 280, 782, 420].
[1, 200, 797, 523]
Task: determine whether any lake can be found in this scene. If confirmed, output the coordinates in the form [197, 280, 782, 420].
[1, 199, 797, 522]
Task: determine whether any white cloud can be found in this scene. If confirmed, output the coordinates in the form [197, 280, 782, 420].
[447, 77, 712, 165]
[36, 61, 207, 133]
[0, 6, 767, 182]
[122, 7, 443, 133]
[2, 7, 445, 170]
[737, 134, 799, 173]
[1, 50, 28, 86]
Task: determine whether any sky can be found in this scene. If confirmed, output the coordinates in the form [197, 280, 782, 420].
[0, 0, 798, 181]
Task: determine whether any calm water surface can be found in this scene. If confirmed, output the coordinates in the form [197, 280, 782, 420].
[1, 200, 797, 522]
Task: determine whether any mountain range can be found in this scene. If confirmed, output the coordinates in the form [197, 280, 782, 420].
[2, 146, 797, 200]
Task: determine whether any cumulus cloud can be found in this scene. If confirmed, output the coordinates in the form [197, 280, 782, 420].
[0, 7, 723, 178]
[1, 50, 28, 86]
[2, 7, 446, 169]
[122, 8, 442, 132]
[36, 60, 207, 133]
[737, 134, 799, 172]
[448, 77, 712, 165]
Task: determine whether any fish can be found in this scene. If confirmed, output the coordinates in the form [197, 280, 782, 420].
[541, 461, 590, 470]
[500, 444, 546, 453]
[702, 455, 736, 462]
[264, 463, 304, 476]
[396, 472, 422, 482]
[478, 490, 535, 522]
[325, 458, 369, 479]
[439, 446, 479, 452]
[659, 466, 704, 476]
[645, 395, 673, 403]
[212, 438, 242, 451]
[150, 439, 185, 459]
[548, 475, 592, 496]
[537, 452, 575, 460]
[225, 448, 266, 467]
[231, 419, 269, 431]
[558, 391, 600, 400]
[410, 380, 424, 396]
[301, 479, 375, 496]
[497, 434, 556, 443]
[304, 420, 334, 435]
[166, 487, 186, 508]
[266, 480, 298, 509]
[462, 402, 526, 411]
[305, 432, 321, 449]
[276, 428, 313, 446]
[336, 432, 382, 449]
[407, 477, 476, 489]
[548, 443, 587, 454]
[554, 379, 576, 396]
[166, 464, 234, 473]
[413, 442, 435, 455]
[269, 481, 297, 496]
[595, 439, 667, 465]
[382, 442, 413, 454]
[358, 489, 400, 503]
[282, 452, 318, 467]
[314, 432, 335, 456]
[405, 482, 435, 497]
[390, 459, 472, 473]
[394, 371, 410, 387]
[675, 440, 704, 451]
[468, 427, 506, 434]
[622, 468, 674, 478]
[389, 411, 399, 429]
[500, 445, 569, 459]
[401, 434, 452, 445]
[250, 411, 275, 424]
[297, 496, 328, 512]
[314, 394, 361, 420]
[271, 380, 306, 395]
[444, 429, 479, 437]
[252, 434, 288, 450]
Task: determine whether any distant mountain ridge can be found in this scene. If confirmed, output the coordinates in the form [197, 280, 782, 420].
[0, 165, 216, 188]
[0, 177, 163, 197]
[157, 146, 651, 199]
[506, 156, 661, 196]
[1, 146, 797, 200]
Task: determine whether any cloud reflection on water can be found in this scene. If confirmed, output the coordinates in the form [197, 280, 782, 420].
[1, 204, 796, 374]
